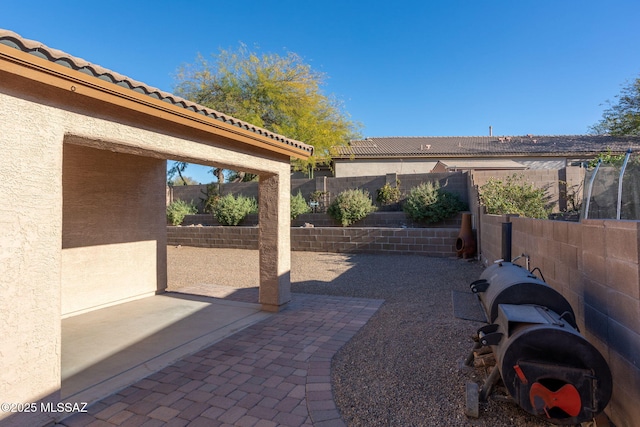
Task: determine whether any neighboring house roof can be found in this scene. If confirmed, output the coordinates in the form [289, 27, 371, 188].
[334, 135, 640, 158]
[432, 159, 528, 172]
[0, 29, 313, 157]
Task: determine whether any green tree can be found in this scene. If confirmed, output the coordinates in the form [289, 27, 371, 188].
[167, 162, 189, 185]
[227, 171, 258, 182]
[290, 191, 311, 219]
[169, 175, 199, 186]
[173, 44, 360, 175]
[590, 75, 640, 136]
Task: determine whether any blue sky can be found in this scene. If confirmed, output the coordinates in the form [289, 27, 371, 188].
[3, 1, 640, 183]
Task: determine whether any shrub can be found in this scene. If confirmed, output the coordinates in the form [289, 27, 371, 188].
[328, 189, 377, 226]
[376, 181, 401, 206]
[291, 191, 311, 219]
[166, 199, 198, 225]
[403, 182, 466, 223]
[309, 191, 327, 203]
[479, 174, 550, 219]
[200, 183, 221, 214]
[212, 194, 258, 226]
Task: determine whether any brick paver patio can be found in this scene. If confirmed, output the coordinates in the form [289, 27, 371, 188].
[58, 292, 383, 427]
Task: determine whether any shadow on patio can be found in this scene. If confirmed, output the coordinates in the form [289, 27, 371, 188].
[62, 292, 271, 405]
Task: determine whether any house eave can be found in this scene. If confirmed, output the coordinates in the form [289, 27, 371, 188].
[0, 42, 313, 161]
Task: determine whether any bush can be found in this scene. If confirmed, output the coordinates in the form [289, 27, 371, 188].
[376, 181, 401, 206]
[479, 174, 549, 219]
[166, 199, 198, 225]
[328, 189, 377, 226]
[212, 194, 258, 226]
[403, 182, 466, 223]
[201, 183, 221, 214]
[291, 191, 311, 219]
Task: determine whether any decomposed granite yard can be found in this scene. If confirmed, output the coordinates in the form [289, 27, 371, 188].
[166, 246, 552, 427]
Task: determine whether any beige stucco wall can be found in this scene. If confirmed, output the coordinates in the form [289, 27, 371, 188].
[334, 156, 572, 178]
[61, 242, 158, 316]
[0, 92, 64, 426]
[61, 143, 167, 316]
[334, 159, 438, 177]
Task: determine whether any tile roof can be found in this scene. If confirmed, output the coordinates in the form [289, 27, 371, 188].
[0, 29, 313, 155]
[335, 135, 640, 158]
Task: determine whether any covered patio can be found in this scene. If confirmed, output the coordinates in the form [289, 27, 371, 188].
[0, 29, 311, 427]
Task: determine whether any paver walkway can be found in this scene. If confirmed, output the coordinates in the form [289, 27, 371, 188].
[58, 293, 383, 427]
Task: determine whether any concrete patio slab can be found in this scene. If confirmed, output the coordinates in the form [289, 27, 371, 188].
[62, 293, 270, 405]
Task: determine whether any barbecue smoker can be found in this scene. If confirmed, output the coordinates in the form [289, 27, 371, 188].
[463, 226, 612, 425]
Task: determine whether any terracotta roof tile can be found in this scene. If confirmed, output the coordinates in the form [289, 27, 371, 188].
[0, 29, 313, 154]
[336, 135, 640, 158]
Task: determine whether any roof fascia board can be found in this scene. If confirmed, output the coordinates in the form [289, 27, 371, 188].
[0, 44, 311, 160]
[333, 152, 606, 160]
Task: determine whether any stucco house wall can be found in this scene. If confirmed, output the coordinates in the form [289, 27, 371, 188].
[334, 158, 438, 177]
[334, 156, 573, 178]
[62, 144, 167, 317]
[1, 90, 64, 427]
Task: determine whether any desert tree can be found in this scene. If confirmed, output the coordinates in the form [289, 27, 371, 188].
[590, 74, 640, 136]
[170, 44, 360, 179]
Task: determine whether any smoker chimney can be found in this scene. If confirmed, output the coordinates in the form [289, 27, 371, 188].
[489, 126, 493, 137]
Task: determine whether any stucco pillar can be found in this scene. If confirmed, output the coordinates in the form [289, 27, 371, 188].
[258, 170, 291, 311]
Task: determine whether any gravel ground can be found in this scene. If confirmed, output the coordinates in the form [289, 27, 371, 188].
[167, 247, 554, 427]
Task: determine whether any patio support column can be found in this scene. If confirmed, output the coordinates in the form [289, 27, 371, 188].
[258, 168, 291, 311]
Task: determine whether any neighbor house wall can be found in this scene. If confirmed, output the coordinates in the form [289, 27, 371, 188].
[479, 213, 640, 427]
[334, 159, 438, 177]
[61, 144, 167, 316]
[334, 156, 574, 178]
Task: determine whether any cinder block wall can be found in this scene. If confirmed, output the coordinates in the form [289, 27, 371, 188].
[479, 214, 640, 427]
[170, 171, 469, 212]
[181, 212, 463, 228]
[167, 226, 459, 257]
[168, 226, 260, 250]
